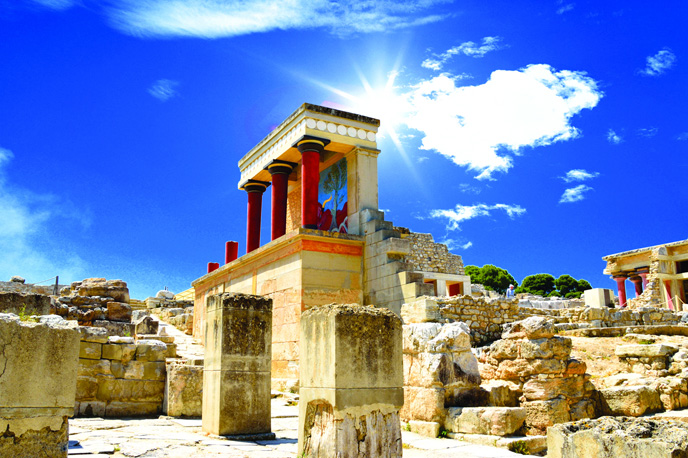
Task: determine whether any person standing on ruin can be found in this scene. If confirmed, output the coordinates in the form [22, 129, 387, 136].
[506, 284, 515, 298]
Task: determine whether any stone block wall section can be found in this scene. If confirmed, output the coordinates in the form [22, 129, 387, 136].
[362, 209, 435, 316]
[397, 229, 466, 275]
[520, 304, 681, 329]
[0, 279, 68, 295]
[75, 326, 176, 417]
[165, 359, 203, 417]
[55, 278, 132, 327]
[0, 314, 80, 458]
[0, 291, 52, 315]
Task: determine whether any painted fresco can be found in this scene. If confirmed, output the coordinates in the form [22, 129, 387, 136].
[317, 158, 348, 233]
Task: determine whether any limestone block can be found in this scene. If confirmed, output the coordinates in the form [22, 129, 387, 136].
[79, 341, 102, 360]
[134, 315, 159, 335]
[111, 361, 166, 381]
[299, 304, 403, 457]
[401, 297, 441, 323]
[135, 340, 168, 361]
[489, 339, 520, 360]
[75, 401, 106, 417]
[400, 386, 445, 422]
[408, 420, 440, 438]
[107, 301, 132, 322]
[496, 358, 566, 379]
[522, 375, 586, 401]
[166, 362, 203, 417]
[0, 315, 80, 457]
[102, 343, 123, 360]
[78, 325, 109, 343]
[483, 380, 521, 407]
[105, 401, 160, 417]
[93, 320, 135, 336]
[523, 397, 570, 435]
[445, 406, 526, 436]
[76, 376, 99, 400]
[203, 292, 272, 436]
[519, 337, 572, 360]
[548, 417, 688, 458]
[0, 291, 51, 315]
[78, 358, 112, 378]
[599, 385, 663, 416]
[583, 288, 614, 308]
[616, 344, 679, 358]
[404, 350, 480, 389]
[403, 322, 471, 354]
[502, 317, 555, 340]
[96, 378, 165, 403]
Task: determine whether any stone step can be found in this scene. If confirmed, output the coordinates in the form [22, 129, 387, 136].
[446, 432, 547, 455]
[444, 406, 527, 437]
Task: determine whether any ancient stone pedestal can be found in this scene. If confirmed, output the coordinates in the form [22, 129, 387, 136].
[202, 293, 273, 438]
[298, 304, 403, 458]
[0, 314, 80, 458]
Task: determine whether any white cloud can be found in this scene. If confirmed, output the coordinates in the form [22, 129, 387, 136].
[403, 64, 602, 180]
[557, 3, 575, 14]
[31, 0, 77, 10]
[607, 129, 623, 144]
[430, 203, 526, 231]
[559, 184, 592, 203]
[104, 0, 448, 38]
[640, 49, 676, 76]
[458, 183, 481, 194]
[637, 127, 658, 138]
[0, 147, 88, 283]
[417, 156, 429, 163]
[441, 238, 473, 250]
[561, 169, 599, 182]
[677, 132, 688, 141]
[422, 36, 504, 71]
[148, 79, 179, 101]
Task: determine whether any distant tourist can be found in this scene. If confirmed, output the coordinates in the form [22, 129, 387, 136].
[506, 284, 515, 298]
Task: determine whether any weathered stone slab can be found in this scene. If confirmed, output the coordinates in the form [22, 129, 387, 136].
[444, 407, 526, 436]
[166, 361, 203, 417]
[615, 344, 679, 358]
[548, 417, 688, 458]
[598, 385, 663, 416]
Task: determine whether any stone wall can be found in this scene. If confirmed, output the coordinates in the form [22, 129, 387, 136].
[477, 317, 595, 435]
[398, 230, 465, 275]
[520, 305, 681, 329]
[0, 291, 52, 315]
[75, 327, 175, 417]
[0, 279, 68, 295]
[55, 278, 132, 328]
[146, 296, 194, 335]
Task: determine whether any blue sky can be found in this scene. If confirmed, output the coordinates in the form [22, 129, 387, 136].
[0, 0, 685, 299]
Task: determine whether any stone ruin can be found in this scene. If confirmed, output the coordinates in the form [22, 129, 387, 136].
[0, 313, 80, 457]
[55, 278, 132, 329]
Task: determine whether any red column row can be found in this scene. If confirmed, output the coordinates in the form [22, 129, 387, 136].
[238, 136, 330, 254]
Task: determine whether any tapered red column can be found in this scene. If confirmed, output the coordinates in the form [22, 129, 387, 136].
[266, 160, 296, 240]
[241, 180, 270, 253]
[295, 136, 330, 229]
[630, 276, 643, 297]
[638, 269, 649, 288]
[614, 275, 628, 307]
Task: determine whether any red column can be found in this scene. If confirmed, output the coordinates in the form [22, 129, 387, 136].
[638, 269, 649, 288]
[614, 275, 628, 307]
[207, 262, 220, 273]
[266, 161, 296, 240]
[296, 137, 329, 229]
[630, 276, 643, 297]
[225, 241, 238, 264]
[665, 280, 675, 310]
[241, 180, 269, 253]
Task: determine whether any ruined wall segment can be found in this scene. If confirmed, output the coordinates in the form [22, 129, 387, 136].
[401, 231, 466, 275]
[0, 314, 80, 458]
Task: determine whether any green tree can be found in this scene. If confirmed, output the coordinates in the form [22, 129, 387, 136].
[577, 279, 592, 292]
[520, 274, 556, 296]
[555, 274, 579, 296]
[465, 264, 517, 294]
